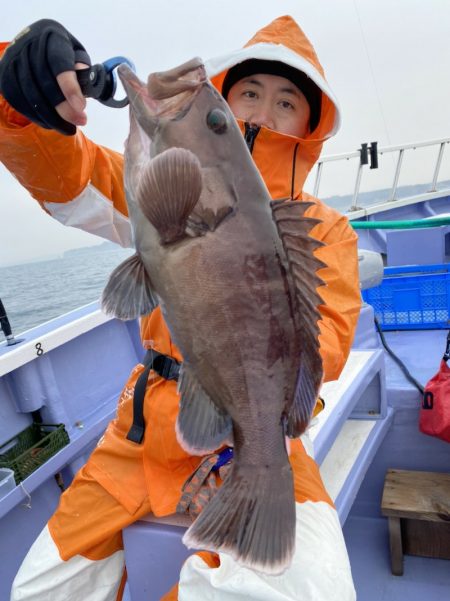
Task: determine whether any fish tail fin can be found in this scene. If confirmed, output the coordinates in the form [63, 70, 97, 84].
[182, 462, 295, 574]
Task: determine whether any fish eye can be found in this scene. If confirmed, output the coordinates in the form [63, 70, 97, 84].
[206, 109, 228, 134]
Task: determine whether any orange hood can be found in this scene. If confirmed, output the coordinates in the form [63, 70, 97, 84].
[206, 15, 341, 200]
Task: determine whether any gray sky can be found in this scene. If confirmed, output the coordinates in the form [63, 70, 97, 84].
[2, 0, 450, 265]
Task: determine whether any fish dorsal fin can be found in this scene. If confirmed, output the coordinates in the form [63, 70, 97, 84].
[101, 253, 158, 319]
[271, 199, 326, 320]
[271, 199, 326, 437]
[176, 363, 233, 455]
[137, 147, 202, 244]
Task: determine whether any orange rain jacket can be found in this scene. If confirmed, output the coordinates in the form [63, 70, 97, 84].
[0, 15, 361, 562]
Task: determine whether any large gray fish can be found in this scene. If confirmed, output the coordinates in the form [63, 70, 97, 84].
[102, 57, 326, 574]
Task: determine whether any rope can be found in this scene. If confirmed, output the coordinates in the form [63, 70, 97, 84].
[373, 317, 424, 395]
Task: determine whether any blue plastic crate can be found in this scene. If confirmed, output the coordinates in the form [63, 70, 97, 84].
[362, 263, 450, 330]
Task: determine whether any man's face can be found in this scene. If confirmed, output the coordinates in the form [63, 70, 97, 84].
[226, 73, 311, 138]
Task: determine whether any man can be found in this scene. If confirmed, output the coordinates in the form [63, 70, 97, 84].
[0, 15, 361, 601]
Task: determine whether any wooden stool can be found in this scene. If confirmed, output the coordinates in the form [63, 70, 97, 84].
[381, 469, 450, 575]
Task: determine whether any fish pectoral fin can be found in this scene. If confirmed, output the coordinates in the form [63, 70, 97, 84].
[136, 147, 202, 245]
[101, 253, 158, 319]
[176, 364, 233, 455]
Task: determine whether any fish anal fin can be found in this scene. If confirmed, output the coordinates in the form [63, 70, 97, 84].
[137, 148, 202, 244]
[101, 253, 158, 319]
[176, 364, 233, 455]
[286, 352, 324, 438]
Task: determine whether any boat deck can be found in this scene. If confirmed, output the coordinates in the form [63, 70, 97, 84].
[345, 515, 450, 601]
[343, 324, 450, 601]
[1, 301, 449, 600]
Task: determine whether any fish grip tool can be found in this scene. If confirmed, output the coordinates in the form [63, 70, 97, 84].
[76, 56, 135, 108]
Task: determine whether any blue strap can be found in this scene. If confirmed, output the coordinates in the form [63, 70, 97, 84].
[212, 447, 234, 471]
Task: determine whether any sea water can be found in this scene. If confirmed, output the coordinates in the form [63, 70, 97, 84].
[0, 246, 134, 335]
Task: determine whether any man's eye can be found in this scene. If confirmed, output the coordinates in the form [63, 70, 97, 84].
[279, 100, 294, 110]
[243, 91, 257, 99]
[206, 108, 228, 134]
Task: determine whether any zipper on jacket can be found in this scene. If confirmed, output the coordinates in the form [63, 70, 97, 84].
[290, 142, 300, 200]
[244, 123, 261, 154]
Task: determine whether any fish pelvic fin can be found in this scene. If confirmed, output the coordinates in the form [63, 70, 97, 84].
[176, 364, 233, 455]
[271, 200, 326, 437]
[137, 147, 202, 244]
[183, 462, 295, 574]
[101, 253, 158, 319]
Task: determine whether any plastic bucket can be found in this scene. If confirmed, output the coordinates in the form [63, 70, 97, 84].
[0, 467, 16, 499]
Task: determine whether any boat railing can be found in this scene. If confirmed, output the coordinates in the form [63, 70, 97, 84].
[312, 137, 450, 213]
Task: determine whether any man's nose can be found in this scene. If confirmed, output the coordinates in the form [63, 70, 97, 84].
[248, 103, 274, 129]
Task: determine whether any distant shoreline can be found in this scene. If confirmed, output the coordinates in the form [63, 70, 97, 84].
[0, 241, 131, 269]
[0, 246, 135, 334]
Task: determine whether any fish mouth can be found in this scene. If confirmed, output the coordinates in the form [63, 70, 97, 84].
[118, 58, 207, 125]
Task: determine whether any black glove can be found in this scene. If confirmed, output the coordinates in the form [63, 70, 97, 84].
[0, 19, 91, 135]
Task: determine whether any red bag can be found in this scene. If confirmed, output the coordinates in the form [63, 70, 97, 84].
[419, 332, 450, 443]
